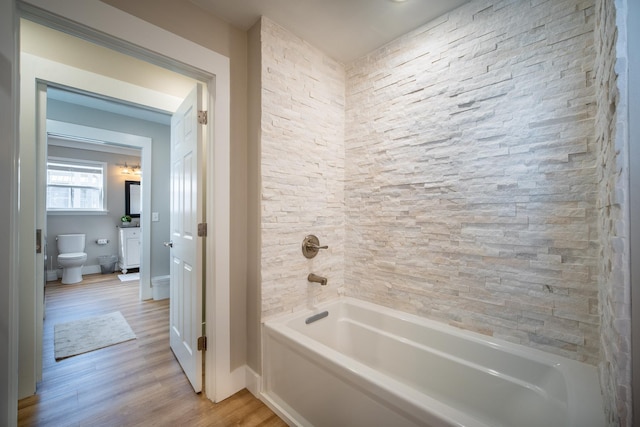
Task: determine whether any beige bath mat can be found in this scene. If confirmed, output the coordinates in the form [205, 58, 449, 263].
[54, 311, 136, 360]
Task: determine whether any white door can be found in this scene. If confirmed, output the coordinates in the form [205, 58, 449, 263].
[169, 84, 205, 393]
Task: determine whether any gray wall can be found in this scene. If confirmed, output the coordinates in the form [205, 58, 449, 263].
[47, 99, 171, 278]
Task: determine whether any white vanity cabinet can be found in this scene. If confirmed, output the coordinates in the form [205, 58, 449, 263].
[118, 227, 141, 274]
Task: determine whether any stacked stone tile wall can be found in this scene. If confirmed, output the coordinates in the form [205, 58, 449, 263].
[260, 17, 346, 318]
[595, 0, 631, 424]
[345, 0, 600, 363]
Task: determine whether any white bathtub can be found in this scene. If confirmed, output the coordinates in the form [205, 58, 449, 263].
[262, 297, 605, 427]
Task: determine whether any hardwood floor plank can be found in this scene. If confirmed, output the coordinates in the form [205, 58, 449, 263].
[18, 274, 287, 427]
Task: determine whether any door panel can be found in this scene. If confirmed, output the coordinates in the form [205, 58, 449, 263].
[169, 84, 204, 393]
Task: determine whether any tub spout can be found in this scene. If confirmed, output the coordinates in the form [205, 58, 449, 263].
[308, 273, 327, 286]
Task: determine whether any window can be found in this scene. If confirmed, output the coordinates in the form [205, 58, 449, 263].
[47, 158, 107, 212]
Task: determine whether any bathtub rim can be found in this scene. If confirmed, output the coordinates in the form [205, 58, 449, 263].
[261, 296, 605, 427]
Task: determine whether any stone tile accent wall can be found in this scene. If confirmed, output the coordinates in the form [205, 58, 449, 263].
[595, 0, 631, 424]
[345, 0, 600, 363]
[260, 17, 346, 318]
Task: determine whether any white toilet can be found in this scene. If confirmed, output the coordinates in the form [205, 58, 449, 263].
[57, 234, 88, 284]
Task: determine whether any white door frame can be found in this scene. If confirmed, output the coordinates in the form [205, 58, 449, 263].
[1, 1, 20, 425]
[18, 0, 239, 402]
[19, 52, 179, 397]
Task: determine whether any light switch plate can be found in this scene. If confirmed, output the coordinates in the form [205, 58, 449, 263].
[152, 212, 159, 222]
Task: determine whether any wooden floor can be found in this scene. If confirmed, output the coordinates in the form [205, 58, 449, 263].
[18, 273, 286, 427]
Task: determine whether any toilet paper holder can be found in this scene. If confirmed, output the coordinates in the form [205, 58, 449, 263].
[96, 239, 109, 245]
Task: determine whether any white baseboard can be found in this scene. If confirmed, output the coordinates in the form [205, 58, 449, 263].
[211, 364, 247, 403]
[245, 366, 261, 398]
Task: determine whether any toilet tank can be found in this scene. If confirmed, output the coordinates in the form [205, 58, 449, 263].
[57, 234, 86, 253]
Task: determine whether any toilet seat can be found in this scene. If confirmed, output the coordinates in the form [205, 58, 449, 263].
[58, 252, 87, 262]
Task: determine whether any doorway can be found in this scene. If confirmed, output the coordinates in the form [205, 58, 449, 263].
[17, 4, 238, 404]
[43, 86, 166, 298]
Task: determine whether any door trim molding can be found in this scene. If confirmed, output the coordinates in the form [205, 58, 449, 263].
[19, 0, 235, 402]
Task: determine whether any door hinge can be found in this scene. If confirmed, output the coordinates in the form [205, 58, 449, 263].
[197, 336, 207, 351]
[198, 110, 208, 125]
[198, 223, 207, 237]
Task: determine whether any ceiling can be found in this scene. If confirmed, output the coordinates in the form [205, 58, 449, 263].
[190, 0, 470, 63]
[48, 87, 171, 126]
[45, 1, 472, 121]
